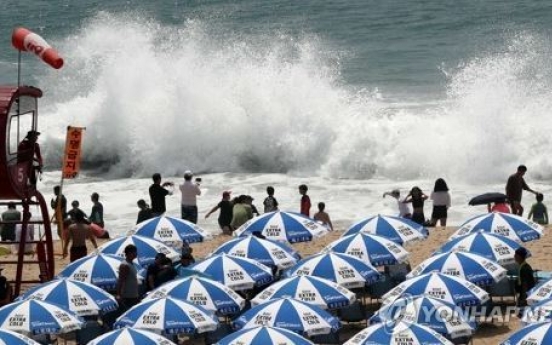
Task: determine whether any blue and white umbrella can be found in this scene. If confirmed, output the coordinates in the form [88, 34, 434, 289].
[0, 329, 41, 345]
[97, 235, 180, 267]
[407, 251, 507, 286]
[233, 298, 340, 336]
[115, 297, 218, 335]
[144, 276, 246, 315]
[451, 213, 543, 242]
[234, 211, 328, 243]
[87, 328, 177, 345]
[57, 253, 143, 290]
[344, 321, 454, 345]
[323, 233, 409, 266]
[370, 296, 475, 339]
[18, 279, 118, 316]
[0, 300, 82, 335]
[190, 254, 273, 291]
[132, 216, 210, 246]
[500, 321, 552, 345]
[283, 252, 380, 289]
[215, 326, 315, 345]
[251, 276, 356, 310]
[382, 272, 490, 307]
[529, 279, 552, 305]
[211, 235, 301, 270]
[343, 215, 428, 245]
[434, 230, 527, 266]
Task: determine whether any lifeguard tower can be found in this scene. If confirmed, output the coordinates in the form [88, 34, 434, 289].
[0, 86, 55, 297]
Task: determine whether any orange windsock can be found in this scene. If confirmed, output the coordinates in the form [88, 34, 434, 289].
[12, 27, 64, 69]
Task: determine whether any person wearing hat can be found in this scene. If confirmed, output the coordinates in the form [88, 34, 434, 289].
[514, 247, 536, 315]
[205, 191, 233, 235]
[17, 130, 43, 186]
[179, 170, 201, 224]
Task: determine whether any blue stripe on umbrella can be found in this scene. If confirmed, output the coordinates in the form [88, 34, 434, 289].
[500, 322, 552, 345]
[87, 328, 177, 345]
[324, 233, 409, 266]
[0, 329, 42, 345]
[134, 216, 207, 244]
[344, 321, 453, 345]
[215, 326, 314, 345]
[98, 235, 180, 267]
[344, 215, 427, 245]
[452, 213, 542, 242]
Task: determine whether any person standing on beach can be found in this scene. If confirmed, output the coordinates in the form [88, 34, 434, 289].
[528, 193, 548, 225]
[299, 185, 311, 217]
[263, 186, 279, 213]
[1, 202, 20, 241]
[149, 173, 173, 217]
[383, 189, 411, 218]
[404, 186, 428, 225]
[179, 171, 201, 224]
[117, 244, 140, 313]
[136, 199, 153, 224]
[89, 192, 104, 228]
[62, 212, 98, 262]
[429, 178, 451, 227]
[205, 191, 233, 235]
[50, 186, 67, 239]
[514, 247, 535, 316]
[506, 165, 539, 216]
[231, 195, 253, 230]
[68, 200, 87, 223]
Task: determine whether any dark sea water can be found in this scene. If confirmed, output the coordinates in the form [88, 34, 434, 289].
[1, 1, 552, 182]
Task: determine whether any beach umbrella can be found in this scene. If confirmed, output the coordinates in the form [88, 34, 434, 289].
[382, 272, 490, 307]
[343, 215, 428, 245]
[115, 297, 218, 335]
[97, 235, 180, 267]
[522, 298, 552, 324]
[57, 253, 143, 290]
[210, 235, 301, 270]
[18, 278, 118, 316]
[214, 326, 315, 345]
[500, 321, 552, 345]
[528, 279, 552, 305]
[323, 233, 409, 266]
[190, 254, 273, 291]
[0, 300, 82, 335]
[450, 213, 543, 242]
[407, 251, 507, 286]
[234, 211, 328, 243]
[370, 296, 475, 339]
[87, 328, 177, 345]
[233, 298, 340, 336]
[132, 215, 209, 246]
[251, 276, 356, 310]
[143, 276, 246, 315]
[344, 321, 454, 345]
[468, 192, 507, 206]
[434, 230, 527, 266]
[0, 329, 41, 345]
[283, 252, 380, 289]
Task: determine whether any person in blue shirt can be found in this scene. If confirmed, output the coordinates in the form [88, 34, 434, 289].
[528, 193, 548, 225]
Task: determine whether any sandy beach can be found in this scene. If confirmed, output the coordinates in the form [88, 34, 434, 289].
[2, 224, 549, 344]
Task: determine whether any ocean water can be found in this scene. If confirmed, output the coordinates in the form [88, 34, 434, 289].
[1, 1, 552, 236]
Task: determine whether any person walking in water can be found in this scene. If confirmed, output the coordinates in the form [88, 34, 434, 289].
[179, 170, 201, 224]
[149, 173, 173, 217]
[205, 191, 233, 235]
[506, 165, 539, 216]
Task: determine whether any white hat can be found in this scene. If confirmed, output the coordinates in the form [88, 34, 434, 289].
[184, 170, 193, 177]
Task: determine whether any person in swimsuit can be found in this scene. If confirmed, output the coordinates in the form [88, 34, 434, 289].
[403, 186, 428, 225]
[62, 212, 98, 262]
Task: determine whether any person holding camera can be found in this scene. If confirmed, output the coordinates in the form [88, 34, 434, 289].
[149, 173, 174, 217]
[179, 170, 202, 224]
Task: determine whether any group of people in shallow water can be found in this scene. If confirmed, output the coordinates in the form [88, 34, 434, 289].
[383, 165, 549, 227]
[137, 172, 335, 236]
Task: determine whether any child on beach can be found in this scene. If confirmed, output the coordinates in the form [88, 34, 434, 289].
[528, 193, 548, 225]
[263, 186, 279, 213]
[136, 199, 153, 224]
[383, 189, 412, 218]
[299, 184, 311, 217]
[314, 202, 334, 231]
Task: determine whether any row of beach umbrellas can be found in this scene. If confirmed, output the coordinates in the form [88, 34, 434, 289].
[0, 210, 544, 345]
